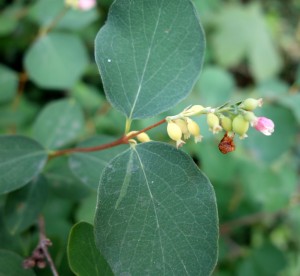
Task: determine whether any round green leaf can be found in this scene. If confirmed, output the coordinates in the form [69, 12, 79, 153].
[0, 64, 18, 104]
[69, 135, 128, 189]
[0, 135, 47, 195]
[24, 32, 89, 89]
[32, 99, 85, 149]
[68, 222, 113, 276]
[95, 0, 205, 119]
[0, 250, 35, 276]
[4, 175, 48, 235]
[95, 142, 218, 275]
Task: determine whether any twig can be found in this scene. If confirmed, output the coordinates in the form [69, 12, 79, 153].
[38, 216, 59, 276]
[23, 216, 59, 276]
[49, 118, 166, 158]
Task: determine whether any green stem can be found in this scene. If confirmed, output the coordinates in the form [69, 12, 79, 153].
[125, 118, 132, 134]
[37, 6, 69, 38]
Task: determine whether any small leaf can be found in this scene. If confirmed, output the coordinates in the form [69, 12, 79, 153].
[69, 135, 128, 189]
[0, 64, 18, 104]
[95, 0, 205, 119]
[0, 135, 47, 195]
[32, 99, 85, 149]
[68, 222, 113, 276]
[24, 32, 89, 89]
[4, 175, 48, 235]
[95, 142, 218, 275]
[45, 157, 91, 200]
[0, 250, 35, 276]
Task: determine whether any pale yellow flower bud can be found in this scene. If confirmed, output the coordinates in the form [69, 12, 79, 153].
[240, 98, 263, 111]
[243, 111, 257, 126]
[167, 122, 185, 148]
[174, 119, 190, 139]
[183, 105, 204, 116]
[232, 115, 249, 139]
[207, 113, 222, 134]
[220, 116, 232, 132]
[186, 118, 203, 143]
[136, 132, 151, 143]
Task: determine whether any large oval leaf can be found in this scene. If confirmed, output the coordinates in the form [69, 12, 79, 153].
[32, 99, 85, 150]
[95, 0, 205, 119]
[95, 142, 218, 275]
[68, 222, 113, 276]
[0, 64, 18, 104]
[0, 135, 47, 195]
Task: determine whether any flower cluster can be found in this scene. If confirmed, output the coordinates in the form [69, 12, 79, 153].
[166, 98, 275, 153]
[65, 0, 96, 11]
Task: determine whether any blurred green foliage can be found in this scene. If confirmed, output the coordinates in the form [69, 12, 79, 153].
[0, 0, 300, 275]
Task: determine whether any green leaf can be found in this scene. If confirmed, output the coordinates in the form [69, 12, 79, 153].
[278, 94, 300, 124]
[0, 250, 35, 276]
[69, 135, 128, 189]
[45, 157, 91, 200]
[95, 142, 218, 275]
[0, 135, 47, 195]
[4, 175, 48, 235]
[70, 82, 105, 113]
[24, 32, 89, 89]
[95, 0, 205, 119]
[212, 3, 282, 81]
[68, 222, 113, 276]
[0, 5, 19, 36]
[0, 64, 18, 104]
[29, 0, 99, 31]
[32, 99, 85, 149]
[76, 192, 97, 224]
[243, 105, 297, 163]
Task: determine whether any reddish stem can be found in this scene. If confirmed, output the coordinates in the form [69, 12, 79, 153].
[49, 118, 166, 158]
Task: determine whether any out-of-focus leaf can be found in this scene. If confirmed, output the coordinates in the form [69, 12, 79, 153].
[0, 5, 19, 36]
[237, 243, 286, 276]
[75, 192, 97, 224]
[24, 32, 89, 89]
[69, 135, 128, 189]
[0, 98, 38, 128]
[68, 222, 113, 276]
[95, 142, 218, 275]
[0, 135, 47, 195]
[29, 0, 99, 30]
[32, 99, 85, 149]
[70, 82, 105, 113]
[45, 157, 91, 200]
[277, 94, 300, 124]
[212, 3, 282, 81]
[4, 175, 48, 235]
[0, 64, 18, 104]
[95, 0, 205, 119]
[243, 105, 297, 162]
[194, 66, 235, 106]
[0, 250, 35, 276]
[240, 162, 297, 211]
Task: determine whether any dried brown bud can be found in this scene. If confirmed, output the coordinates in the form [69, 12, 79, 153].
[218, 132, 235, 154]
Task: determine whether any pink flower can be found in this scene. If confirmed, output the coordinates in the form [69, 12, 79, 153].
[78, 0, 96, 10]
[253, 117, 274, 136]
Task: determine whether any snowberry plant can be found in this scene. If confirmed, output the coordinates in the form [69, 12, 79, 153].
[0, 0, 274, 275]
